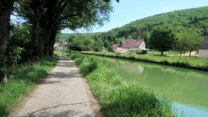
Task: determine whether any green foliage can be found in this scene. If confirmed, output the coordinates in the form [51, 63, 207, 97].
[176, 30, 203, 56]
[68, 36, 84, 51]
[82, 38, 95, 51]
[0, 56, 58, 117]
[94, 39, 104, 52]
[79, 58, 98, 75]
[136, 50, 148, 55]
[6, 47, 23, 68]
[67, 35, 105, 51]
[63, 52, 175, 117]
[104, 40, 113, 51]
[149, 25, 176, 56]
[9, 23, 32, 62]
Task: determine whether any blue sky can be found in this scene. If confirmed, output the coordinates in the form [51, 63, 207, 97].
[62, 0, 208, 33]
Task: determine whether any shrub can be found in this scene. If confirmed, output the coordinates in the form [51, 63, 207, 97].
[79, 58, 98, 75]
[136, 50, 148, 55]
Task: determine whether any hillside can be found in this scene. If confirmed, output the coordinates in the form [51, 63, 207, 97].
[57, 33, 100, 42]
[97, 6, 208, 41]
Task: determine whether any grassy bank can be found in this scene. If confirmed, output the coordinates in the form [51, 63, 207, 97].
[80, 51, 208, 71]
[63, 52, 175, 117]
[0, 56, 59, 117]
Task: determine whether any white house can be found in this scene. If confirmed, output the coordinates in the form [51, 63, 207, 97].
[199, 36, 208, 58]
[112, 39, 146, 53]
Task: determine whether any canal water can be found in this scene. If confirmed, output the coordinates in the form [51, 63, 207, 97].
[91, 55, 208, 117]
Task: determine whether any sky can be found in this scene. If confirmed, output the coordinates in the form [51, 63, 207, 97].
[62, 0, 208, 33]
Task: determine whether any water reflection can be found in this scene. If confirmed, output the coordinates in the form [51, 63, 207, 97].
[137, 65, 144, 74]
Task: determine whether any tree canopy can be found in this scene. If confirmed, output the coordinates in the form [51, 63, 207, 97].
[149, 25, 176, 56]
[176, 30, 203, 56]
[0, 0, 116, 81]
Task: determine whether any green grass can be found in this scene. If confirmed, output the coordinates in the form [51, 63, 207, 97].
[80, 51, 208, 71]
[0, 56, 58, 117]
[63, 52, 175, 117]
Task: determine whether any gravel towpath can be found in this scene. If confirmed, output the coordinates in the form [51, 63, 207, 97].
[14, 54, 100, 117]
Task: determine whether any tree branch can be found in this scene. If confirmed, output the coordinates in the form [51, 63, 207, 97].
[58, 14, 78, 22]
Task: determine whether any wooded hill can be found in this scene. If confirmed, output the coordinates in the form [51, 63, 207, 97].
[97, 6, 208, 41]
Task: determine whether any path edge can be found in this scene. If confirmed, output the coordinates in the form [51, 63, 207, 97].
[9, 56, 60, 117]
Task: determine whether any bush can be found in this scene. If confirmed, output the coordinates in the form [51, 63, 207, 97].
[136, 50, 148, 55]
[79, 58, 98, 75]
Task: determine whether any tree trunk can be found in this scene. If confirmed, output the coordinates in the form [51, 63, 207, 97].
[43, 30, 51, 57]
[31, 17, 40, 60]
[0, 0, 14, 82]
[31, 0, 41, 61]
[161, 50, 164, 56]
[42, 25, 58, 57]
[0, 1, 13, 57]
[180, 50, 182, 56]
[48, 29, 57, 56]
[189, 51, 192, 57]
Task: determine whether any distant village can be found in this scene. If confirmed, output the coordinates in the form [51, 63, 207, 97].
[55, 36, 208, 58]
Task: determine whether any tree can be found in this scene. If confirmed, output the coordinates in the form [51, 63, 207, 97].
[176, 33, 188, 55]
[82, 38, 95, 51]
[94, 39, 104, 51]
[68, 36, 84, 51]
[0, 0, 15, 82]
[104, 40, 112, 51]
[149, 25, 176, 56]
[177, 30, 203, 57]
[0, 0, 15, 57]
[18, 0, 114, 58]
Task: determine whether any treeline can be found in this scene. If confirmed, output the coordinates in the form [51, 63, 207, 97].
[148, 25, 203, 56]
[0, 0, 116, 82]
[67, 34, 121, 52]
[67, 25, 203, 57]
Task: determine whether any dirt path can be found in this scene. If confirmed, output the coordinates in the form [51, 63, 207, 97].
[14, 54, 101, 117]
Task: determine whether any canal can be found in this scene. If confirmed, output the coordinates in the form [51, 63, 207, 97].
[90, 55, 208, 117]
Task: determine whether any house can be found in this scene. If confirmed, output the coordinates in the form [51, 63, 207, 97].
[112, 39, 146, 53]
[199, 36, 208, 58]
[54, 42, 68, 51]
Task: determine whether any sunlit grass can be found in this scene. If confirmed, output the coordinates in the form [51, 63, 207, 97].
[0, 56, 58, 117]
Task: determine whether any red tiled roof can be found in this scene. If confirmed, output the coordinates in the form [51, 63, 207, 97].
[122, 39, 144, 49]
[200, 36, 208, 49]
[112, 44, 120, 48]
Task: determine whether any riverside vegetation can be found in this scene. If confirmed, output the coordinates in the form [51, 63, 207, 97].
[0, 56, 58, 117]
[80, 51, 208, 71]
[62, 52, 175, 117]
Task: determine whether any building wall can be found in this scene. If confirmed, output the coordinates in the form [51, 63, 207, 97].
[199, 49, 208, 58]
[139, 42, 145, 50]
